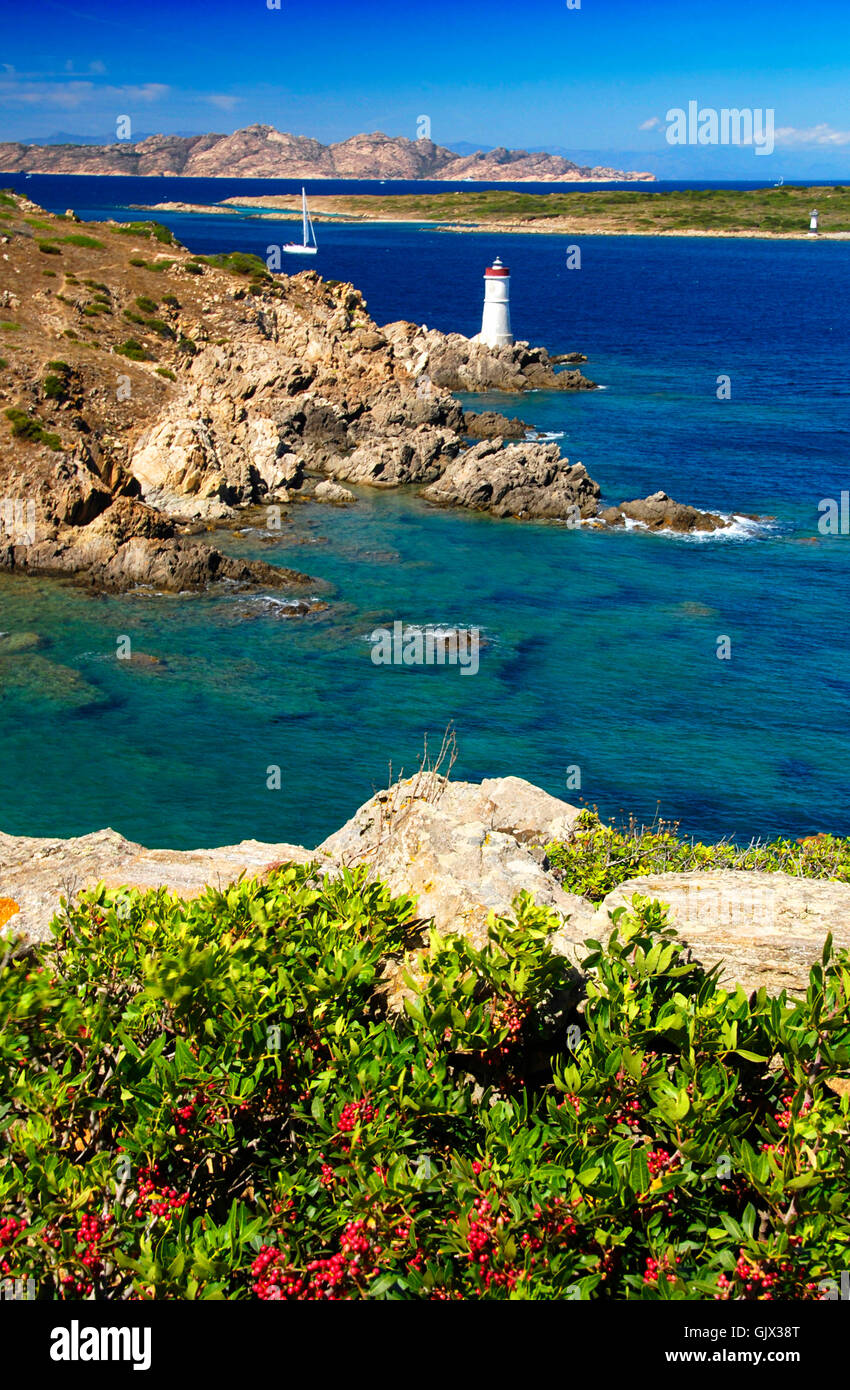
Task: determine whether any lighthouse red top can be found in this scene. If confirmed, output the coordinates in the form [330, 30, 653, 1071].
[485, 257, 510, 277]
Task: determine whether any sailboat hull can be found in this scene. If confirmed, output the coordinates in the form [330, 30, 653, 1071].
[283, 245, 318, 255]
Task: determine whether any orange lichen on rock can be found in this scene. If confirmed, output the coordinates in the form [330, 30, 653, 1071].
[0, 897, 21, 929]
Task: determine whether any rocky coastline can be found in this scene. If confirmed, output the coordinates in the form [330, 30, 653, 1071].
[0, 194, 753, 599]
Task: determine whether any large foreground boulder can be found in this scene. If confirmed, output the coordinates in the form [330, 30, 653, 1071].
[592, 870, 850, 995]
[319, 773, 592, 944]
[0, 828, 323, 946]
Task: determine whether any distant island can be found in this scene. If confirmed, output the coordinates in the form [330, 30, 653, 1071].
[0, 124, 656, 183]
[138, 185, 850, 239]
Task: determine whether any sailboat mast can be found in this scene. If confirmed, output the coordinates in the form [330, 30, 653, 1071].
[302, 188, 308, 247]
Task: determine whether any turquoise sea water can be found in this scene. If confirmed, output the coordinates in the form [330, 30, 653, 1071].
[1, 176, 848, 847]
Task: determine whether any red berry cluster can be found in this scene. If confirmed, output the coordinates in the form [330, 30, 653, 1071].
[77, 1212, 110, 1277]
[135, 1165, 190, 1221]
[519, 1197, 578, 1271]
[643, 1252, 681, 1285]
[251, 1219, 381, 1301]
[715, 1245, 819, 1301]
[775, 1092, 811, 1131]
[337, 1098, 377, 1133]
[491, 997, 525, 1041]
[647, 1147, 673, 1178]
[169, 1084, 249, 1136]
[465, 1197, 518, 1292]
[0, 1216, 27, 1277]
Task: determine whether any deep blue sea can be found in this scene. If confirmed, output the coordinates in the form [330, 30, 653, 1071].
[1, 174, 848, 849]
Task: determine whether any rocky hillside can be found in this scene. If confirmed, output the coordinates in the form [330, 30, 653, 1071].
[0, 126, 655, 183]
[0, 193, 740, 594]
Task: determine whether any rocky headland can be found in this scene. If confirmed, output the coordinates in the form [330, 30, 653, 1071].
[0, 193, 746, 597]
[0, 126, 655, 183]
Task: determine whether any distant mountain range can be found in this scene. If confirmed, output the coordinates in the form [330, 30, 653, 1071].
[0, 124, 655, 182]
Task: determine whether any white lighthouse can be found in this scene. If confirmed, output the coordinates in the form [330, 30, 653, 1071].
[478, 257, 514, 347]
[809, 208, 819, 236]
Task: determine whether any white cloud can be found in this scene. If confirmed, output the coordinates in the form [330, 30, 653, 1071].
[639, 116, 661, 131]
[0, 78, 169, 109]
[774, 123, 850, 148]
[208, 94, 240, 110]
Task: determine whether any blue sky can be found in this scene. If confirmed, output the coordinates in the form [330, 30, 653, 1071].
[2, 0, 850, 174]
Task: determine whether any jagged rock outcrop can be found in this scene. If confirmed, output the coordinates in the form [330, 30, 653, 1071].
[0, 496, 318, 594]
[319, 773, 592, 949]
[597, 491, 731, 533]
[463, 410, 527, 440]
[383, 320, 596, 393]
[421, 439, 601, 519]
[0, 126, 654, 183]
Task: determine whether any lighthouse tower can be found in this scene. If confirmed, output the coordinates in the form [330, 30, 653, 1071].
[478, 257, 514, 347]
[809, 208, 819, 237]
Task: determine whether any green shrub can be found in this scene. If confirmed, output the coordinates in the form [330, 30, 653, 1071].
[41, 270, 57, 278]
[145, 317, 175, 340]
[42, 362, 72, 401]
[199, 251, 271, 280]
[184, 261, 204, 275]
[115, 339, 153, 362]
[37, 242, 61, 255]
[155, 367, 176, 381]
[0, 870, 846, 1301]
[0, 192, 18, 208]
[5, 407, 62, 450]
[162, 294, 180, 309]
[61, 234, 104, 249]
[122, 309, 147, 325]
[115, 221, 175, 245]
[0, 322, 20, 331]
[546, 811, 850, 904]
[177, 334, 197, 356]
[135, 295, 158, 314]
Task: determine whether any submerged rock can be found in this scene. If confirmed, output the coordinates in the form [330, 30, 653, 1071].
[0, 631, 45, 654]
[1, 653, 105, 711]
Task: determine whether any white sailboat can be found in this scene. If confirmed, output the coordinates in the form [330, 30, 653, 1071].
[283, 187, 318, 255]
